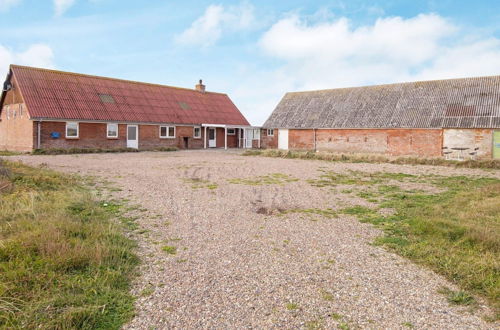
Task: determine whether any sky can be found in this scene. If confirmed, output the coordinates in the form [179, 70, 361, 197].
[1, 0, 500, 125]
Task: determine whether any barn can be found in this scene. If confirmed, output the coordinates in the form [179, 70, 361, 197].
[0, 65, 256, 152]
[262, 76, 500, 160]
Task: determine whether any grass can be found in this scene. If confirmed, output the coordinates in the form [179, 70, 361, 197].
[228, 173, 298, 186]
[243, 149, 500, 169]
[32, 146, 178, 155]
[0, 150, 24, 156]
[161, 246, 177, 255]
[182, 178, 218, 190]
[330, 172, 500, 318]
[285, 302, 299, 311]
[0, 159, 138, 329]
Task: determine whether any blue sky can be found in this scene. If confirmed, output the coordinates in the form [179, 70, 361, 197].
[1, 0, 500, 125]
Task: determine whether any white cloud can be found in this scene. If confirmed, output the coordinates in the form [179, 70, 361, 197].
[54, 0, 76, 17]
[258, 12, 500, 92]
[175, 2, 254, 47]
[0, 0, 21, 12]
[0, 44, 55, 78]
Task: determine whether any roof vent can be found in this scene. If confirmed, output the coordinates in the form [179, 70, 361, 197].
[195, 79, 205, 93]
[99, 93, 115, 103]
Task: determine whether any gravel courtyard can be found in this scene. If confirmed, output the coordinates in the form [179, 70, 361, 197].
[12, 150, 499, 329]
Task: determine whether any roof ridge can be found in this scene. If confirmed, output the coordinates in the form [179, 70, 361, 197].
[286, 74, 500, 95]
[9, 64, 227, 96]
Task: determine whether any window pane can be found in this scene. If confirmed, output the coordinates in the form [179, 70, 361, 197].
[168, 127, 175, 137]
[160, 126, 167, 137]
[128, 126, 137, 140]
[107, 124, 118, 137]
[67, 122, 78, 137]
[194, 127, 200, 137]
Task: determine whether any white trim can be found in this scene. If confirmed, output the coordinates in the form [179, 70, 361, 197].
[267, 128, 274, 136]
[160, 125, 175, 138]
[227, 128, 236, 135]
[106, 123, 118, 138]
[193, 126, 201, 139]
[65, 121, 79, 139]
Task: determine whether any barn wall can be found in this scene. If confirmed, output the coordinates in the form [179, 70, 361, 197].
[288, 129, 443, 157]
[443, 129, 493, 159]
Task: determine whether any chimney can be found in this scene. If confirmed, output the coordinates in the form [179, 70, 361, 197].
[195, 79, 206, 93]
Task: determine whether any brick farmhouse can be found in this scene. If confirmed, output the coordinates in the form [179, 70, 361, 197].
[0, 65, 256, 152]
[262, 76, 500, 159]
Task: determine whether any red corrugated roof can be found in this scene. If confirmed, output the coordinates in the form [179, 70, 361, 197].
[8, 65, 250, 126]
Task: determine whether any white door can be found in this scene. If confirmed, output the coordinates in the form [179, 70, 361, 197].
[278, 129, 288, 150]
[208, 128, 216, 148]
[127, 125, 138, 149]
[245, 129, 253, 148]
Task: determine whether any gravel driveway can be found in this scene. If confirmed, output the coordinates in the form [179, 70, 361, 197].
[10, 151, 499, 329]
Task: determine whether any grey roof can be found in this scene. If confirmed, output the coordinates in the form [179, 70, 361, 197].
[263, 76, 500, 129]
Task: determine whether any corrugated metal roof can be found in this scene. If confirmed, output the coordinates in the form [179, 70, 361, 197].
[6, 65, 250, 126]
[263, 76, 500, 129]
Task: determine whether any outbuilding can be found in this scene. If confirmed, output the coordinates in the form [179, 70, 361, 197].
[262, 76, 500, 159]
[0, 65, 255, 152]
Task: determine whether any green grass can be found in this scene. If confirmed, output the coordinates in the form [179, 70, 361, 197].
[161, 246, 177, 255]
[243, 149, 500, 169]
[0, 159, 138, 329]
[285, 302, 299, 311]
[334, 173, 500, 318]
[182, 178, 218, 190]
[228, 173, 299, 186]
[0, 150, 24, 156]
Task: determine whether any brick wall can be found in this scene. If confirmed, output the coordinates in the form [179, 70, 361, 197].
[0, 77, 33, 151]
[38, 122, 208, 150]
[288, 128, 443, 157]
[261, 128, 278, 148]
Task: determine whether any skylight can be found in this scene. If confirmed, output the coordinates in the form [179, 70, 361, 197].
[99, 94, 115, 103]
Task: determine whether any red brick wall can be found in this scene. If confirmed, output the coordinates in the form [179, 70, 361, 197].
[261, 128, 278, 148]
[288, 128, 443, 157]
[0, 77, 33, 151]
[214, 127, 237, 148]
[38, 122, 208, 150]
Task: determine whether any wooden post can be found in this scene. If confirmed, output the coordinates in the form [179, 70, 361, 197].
[224, 127, 228, 150]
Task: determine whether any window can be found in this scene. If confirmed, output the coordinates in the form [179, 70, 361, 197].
[160, 125, 175, 138]
[107, 123, 118, 138]
[193, 126, 201, 138]
[66, 122, 79, 138]
[227, 128, 236, 135]
[267, 129, 274, 136]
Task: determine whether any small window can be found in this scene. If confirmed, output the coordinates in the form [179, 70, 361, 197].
[107, 123, 118, 138]
[267, 129, 274, 136]
[160, 125, 175, 138]
[193, 126, 201, 138]
[99, 94, 115, 103]
[66, 122, 79, 138]
[227, 128, 236, 135]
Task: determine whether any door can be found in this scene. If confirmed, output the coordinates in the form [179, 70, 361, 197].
[127, 125, 138, 149]
[278, 129, 289, 150]
[494, 131, 500, 159]
[208, 128, 216, 148]
[245, 129, 253, 148]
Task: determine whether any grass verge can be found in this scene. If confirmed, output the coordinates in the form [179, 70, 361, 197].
[0, 159, 138, 329]
[243, 149, 500, 169]
[336, 175, 500, 319]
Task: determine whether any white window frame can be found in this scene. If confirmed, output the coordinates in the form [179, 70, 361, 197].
[160, 125, 175, 139]
[227, 128, 236, 135]
[107, 123, 118, 138]
[267, 129, 274, 136]
[193, 126, 201, 139]
[66, 122, 79, 139]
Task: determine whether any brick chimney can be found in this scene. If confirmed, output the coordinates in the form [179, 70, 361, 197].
[195, 79, 206, 93]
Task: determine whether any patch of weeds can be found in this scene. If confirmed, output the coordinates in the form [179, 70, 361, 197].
[438, 287, 475, 306]
[182, 178, 218, 190]
[161, 246, 177, 255]
[341, 189, 353, 194]
[285, 302, 299, 311]
[228, 173, 299, 186]
[176, 258, 188, 263]
[320, 289, 334, 301]
[341, 205, 375, 216]
[305, 319, 323, 329]
[338, 322, 350, 330]
[140, 286, 155, 297]
[402, 322, 415, 328]
[120, 215, 139, 230]
[330, 313, 342, 320]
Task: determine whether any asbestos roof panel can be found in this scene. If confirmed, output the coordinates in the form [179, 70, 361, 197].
[264, 75, 500, 129]
[9, 65, 250, 126]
